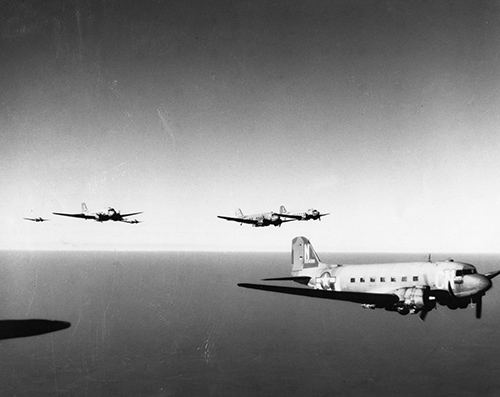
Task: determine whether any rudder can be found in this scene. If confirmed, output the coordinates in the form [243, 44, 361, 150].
[291, 236, 321, 275]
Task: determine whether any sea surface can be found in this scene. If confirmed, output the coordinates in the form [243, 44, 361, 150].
[0, 251, 499, 397]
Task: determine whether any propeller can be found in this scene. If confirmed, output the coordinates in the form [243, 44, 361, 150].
[474, 296, 482, 319]
[419, 309, 429, 321]
[447, 281, 455, 299]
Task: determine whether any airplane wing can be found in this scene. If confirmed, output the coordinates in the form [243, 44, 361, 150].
[238, 283, 399, 306]
[23, 218, 36, 221]
[217, 216, 259, 225]
[273, 213, 303, 219]
[121, 211, 143, 217]
[52, 212, 95, 220]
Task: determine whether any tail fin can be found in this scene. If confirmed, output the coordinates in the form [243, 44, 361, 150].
[235, 208, 244, 217]
[279, 205, 287, 214]
[81, 202, 88, 213]
[291, 236, 322, 275]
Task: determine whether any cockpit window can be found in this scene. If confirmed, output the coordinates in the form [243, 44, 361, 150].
[456, 269, 476, 277]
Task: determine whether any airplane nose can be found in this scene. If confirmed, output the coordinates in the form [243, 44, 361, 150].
[468, 274, 492, 293]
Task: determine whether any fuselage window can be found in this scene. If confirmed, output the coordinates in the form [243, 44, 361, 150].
[456, 270, 463, 277]
[350, 278, 355, 283]
[380, 277, 385, 282]
[413, 276, 419, 281]
[370, 277, 375, 282]
[402, 276, 407, 282]
[360, 278, 365, 283]
[391, 277, 396, 282]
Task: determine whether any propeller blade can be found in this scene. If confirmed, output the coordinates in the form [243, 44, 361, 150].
[419, 309, 429, 321]
[475, 296, 482, 319]
[485, 270, 500, 280]
[448, 281, 456, 299]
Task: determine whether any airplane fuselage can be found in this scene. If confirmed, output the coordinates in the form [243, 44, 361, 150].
[246, 213, 282, 227]
[296, 260, 491, 313]
[239, 236, 498, 319]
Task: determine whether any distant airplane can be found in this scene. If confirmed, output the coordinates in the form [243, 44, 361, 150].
[273, 205, 329, 221]
[218, 206, 294, 227]
[53, 202, 142, 223]
[238, 236, 500, 320]
[23, 217, 49, 222]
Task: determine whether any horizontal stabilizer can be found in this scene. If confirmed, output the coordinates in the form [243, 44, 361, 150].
[238, 283, 398, 305]
[262, 276, 311, 285]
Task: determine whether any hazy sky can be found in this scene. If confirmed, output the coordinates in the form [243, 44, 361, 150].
[2, 0, 500, 252]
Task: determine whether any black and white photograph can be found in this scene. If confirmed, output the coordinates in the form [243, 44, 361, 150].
[1, 1, 500, 395]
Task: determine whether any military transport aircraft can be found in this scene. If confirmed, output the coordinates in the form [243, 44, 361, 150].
[273, 205, 329, 221]
[53, 202, 142, 223]
[23, 217, 49, 222]
[218, 206, 294, 227]
[238, 236, 500, 320]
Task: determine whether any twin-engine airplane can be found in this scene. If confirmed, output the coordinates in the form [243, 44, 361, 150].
[273, 205, 329, 221]
[23, 217, 49, 222]
[217, 207, 295, 227]
[53, 203, 142, 223]
[238, 237, 500, 320]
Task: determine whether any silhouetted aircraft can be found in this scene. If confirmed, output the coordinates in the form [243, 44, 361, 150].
[273, 205, 329, 221]
[0, 319, 70, 340]
[23, 217, 49, 222]
[53, 202, 142, 223]
[239, 236, 500, 320]
[218, 206, 294, 227]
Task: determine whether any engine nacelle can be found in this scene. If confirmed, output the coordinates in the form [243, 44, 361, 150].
[394, 287, 434, 315]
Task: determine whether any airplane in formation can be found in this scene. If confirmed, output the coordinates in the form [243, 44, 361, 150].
[273, 205, 329, 221]
[218, 205, 329, 227]
[53, 203, 142, 223]
[23, 217, 49, 222]
[238, 236, 500, 320]
[217, 207, 295, 227]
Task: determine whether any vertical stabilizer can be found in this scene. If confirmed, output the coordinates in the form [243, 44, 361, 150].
[279, 205, 287, 214]
[235, 208, 244, 218]
[291, 236, 322, 275]
[81, 202, 88, 213]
